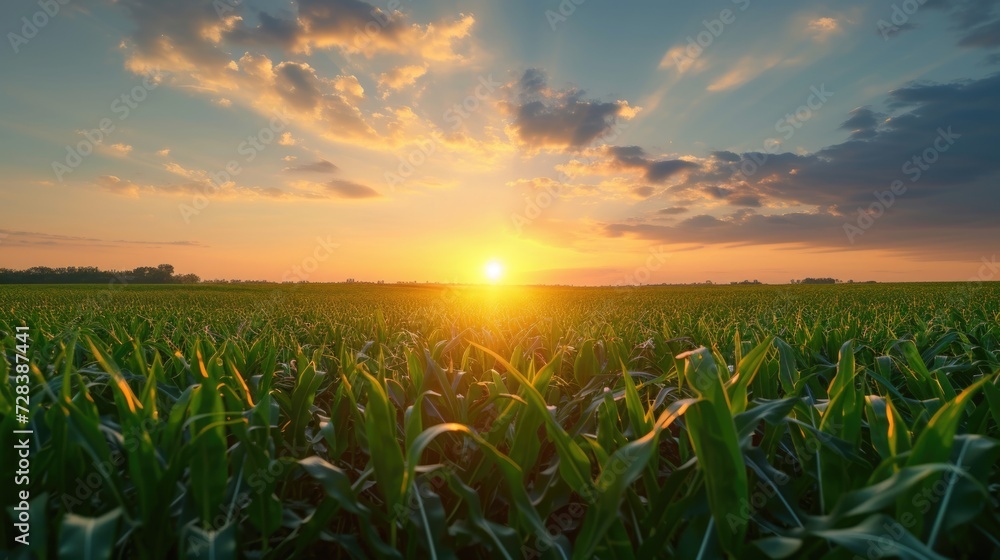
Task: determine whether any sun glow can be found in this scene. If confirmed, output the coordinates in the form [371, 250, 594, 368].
[484, 260, 504, 283]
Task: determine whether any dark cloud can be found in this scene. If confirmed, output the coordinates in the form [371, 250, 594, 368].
[711, 151, 741, 162]
[840, 107, 884, 139]
[648, 159, 700, 182]
[958, 19, 1000, 47]
[114, 0, 234, 71]
[606, 145, 700, 183]
[658, 206, 689, 215]
[604, 211, 846, 247]
[517, 68, 548, 98]
[284, 159, 340, 173]
[892, 0, 1000, 49]
[632, 186, 655, 198]
[221, 0, 473, 59]
[503, 69, 636, 151]
[698, 185, 763, 207]
[601, 72, 1000, 259]
[225, 11, 301, 49]
[878, 21, 917, 39]
[296, 0, 408, 46]
[697, 73, 999, 211]
[275, 62, 325, 111]
[223, 0, 407, 51]
[0, 228, 205, 249]
[325, 179, 381, 198]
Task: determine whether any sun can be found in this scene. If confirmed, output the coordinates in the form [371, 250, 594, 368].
[484, 260, 504, 283]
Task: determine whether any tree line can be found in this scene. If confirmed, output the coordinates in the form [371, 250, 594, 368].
[0, 264, 200, 284]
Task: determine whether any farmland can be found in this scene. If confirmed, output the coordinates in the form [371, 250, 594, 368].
[1, 282, 999, 559]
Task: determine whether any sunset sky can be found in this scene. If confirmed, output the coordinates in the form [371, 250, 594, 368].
[1, 0, 998, 284]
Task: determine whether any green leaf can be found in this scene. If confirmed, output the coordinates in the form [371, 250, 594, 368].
[727, 335, 774, 414]
[573, 399, 695, 560]
[181, 519, 236, 560]
[469, 343, 593, 501]
[361, 369, 406, 515]
[678, 348, 747, 557]
[811, 514, 949, 560]
[58, 508, 122, 560]
[574, 340, 599, 386]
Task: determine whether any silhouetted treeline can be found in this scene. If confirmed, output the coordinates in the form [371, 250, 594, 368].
[0, 264, 200, 284]
[796, 278, 839, 284]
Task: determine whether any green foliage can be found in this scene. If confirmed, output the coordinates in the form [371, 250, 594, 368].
[1, 282, 998, 558]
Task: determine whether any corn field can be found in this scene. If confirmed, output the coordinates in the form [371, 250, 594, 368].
[1, 283, 999, 559]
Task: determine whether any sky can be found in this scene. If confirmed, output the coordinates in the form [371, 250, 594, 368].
[1, 0, 999, 285]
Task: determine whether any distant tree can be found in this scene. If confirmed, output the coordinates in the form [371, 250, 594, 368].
[0, 264, 200, 284]
[800, 277, 837, 284]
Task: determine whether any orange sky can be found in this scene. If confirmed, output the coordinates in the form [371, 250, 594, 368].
[2, 0, 999, 285]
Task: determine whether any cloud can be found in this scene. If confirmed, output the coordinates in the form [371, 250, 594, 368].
[274, 61, 326, 111]
[553, 146, 700, 195]
[958, 19, 1000, 48]
[212, 97, 232, 107]
[506, 177, 561, 192]
[0, 228, 205, 249]
[324, 179, 381, 198]
[603, 210, 848, 247]
[96, 172, 381, 202]
[233, 53, 381, 144]
[97, 174, 209, 198]
[606, 146, 700, 183]
[224, 0, 476, 61]
[839, 107, 884, 139]
[658, 45, 711, 74]
[333, 75, 365, 100]
[596, 72, 1000, 259]
[378, 64, 428, 93]
[501, 68, 639, 152]
[658, 206, 689, 215]
[706, 54, 785, 92]
[112, 0, 472, 151]
[631, 186, 655, 198]
[278, 132, 297, 146]
[283, 159, 339, 173]
[156, 148, 171, 157]
[887, 0, 1000, 49]
[100, 143, 133, 157]
[806, 17, 842, 40]
[96, 175, 141, 197]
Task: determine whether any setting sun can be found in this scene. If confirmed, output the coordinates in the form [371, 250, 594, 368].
[484, 260, 504, 283]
